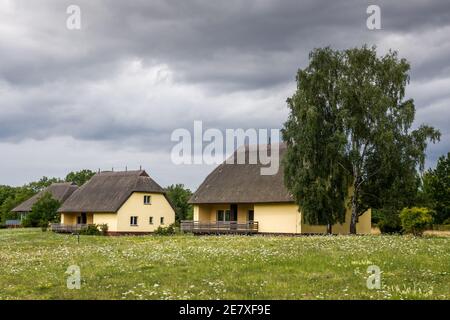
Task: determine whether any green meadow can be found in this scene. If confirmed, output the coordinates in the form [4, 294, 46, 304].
[0, 228, 448, 300]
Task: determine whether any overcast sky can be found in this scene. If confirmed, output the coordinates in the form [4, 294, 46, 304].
[0, 0, 449, 190]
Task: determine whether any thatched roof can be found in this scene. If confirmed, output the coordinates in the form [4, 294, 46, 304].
[189, 143, 294, 204]
[58, 170, 166, 213]
[12, 182, 78, 212]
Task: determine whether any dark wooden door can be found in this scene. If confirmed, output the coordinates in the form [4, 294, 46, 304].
[230, 204, 238, 221]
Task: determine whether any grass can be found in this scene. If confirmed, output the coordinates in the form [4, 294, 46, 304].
[0, 228, 449, 300]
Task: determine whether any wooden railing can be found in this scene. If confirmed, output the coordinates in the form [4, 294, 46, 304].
[180, 220, 259, 234]
[50, 224, 92, 233]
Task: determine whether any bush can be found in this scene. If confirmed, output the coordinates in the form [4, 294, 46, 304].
[374, 210, 402, 234]
[40, 220, 48, 232]
[399, 207, 434, 236]
[79, 224, 101, 235]
[98, 224, 108, 236]
[154, 224, 176, 236]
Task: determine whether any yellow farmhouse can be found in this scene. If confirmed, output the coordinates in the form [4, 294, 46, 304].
[57, 170, 175, 234]
[186, 144, 371, 235]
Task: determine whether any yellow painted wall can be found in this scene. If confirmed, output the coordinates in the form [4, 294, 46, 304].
[93, 213, 117, 231]
[254, 203, 301, 233]
[193, 204, 211, 221]
[115, 192, 175, 232]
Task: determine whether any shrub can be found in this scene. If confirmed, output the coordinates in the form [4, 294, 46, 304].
[375, 210, 402, 234]
[79, 224, 101, 236]
[399, 207, 434, 236]
[98, 224, 109, 236]
[154, 224, 176, 236]
[40, 220, 48, 232]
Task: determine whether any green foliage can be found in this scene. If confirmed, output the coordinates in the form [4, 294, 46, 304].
[0, 186, 35, 223]
[98, 224, 109, 236]
[41, 221, 49, 232]
[165, 184, 193, 221]
[65, 169, 96, 186]
[79, 225, 102, 235]
[23, 193, 61, 228]
[374, 209, 402, 234]
[27, 177, 63, 193]
[399, 207, 434, 236]
[154, 223, 176, 235]
[0, 176, 62, 223]
[421, 153, 450, 224]
[282, 45, 440, 233]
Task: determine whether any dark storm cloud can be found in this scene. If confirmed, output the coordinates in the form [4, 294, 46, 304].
[0, 0, 449, 186]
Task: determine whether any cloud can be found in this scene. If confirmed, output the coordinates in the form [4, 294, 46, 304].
[0, 0, 449, 188]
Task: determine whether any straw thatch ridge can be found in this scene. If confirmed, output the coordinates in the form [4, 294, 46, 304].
[189, 143, 294, 204]
[58, 170, 168, 213]
[12, 182, 78, 212]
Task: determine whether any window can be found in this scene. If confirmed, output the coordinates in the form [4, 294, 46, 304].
[130, 216, 138, 226]
[149, 216, 154, 224]
[160, 217, 165, 225]
[225, 210, 231, 221]
[248, 210, 254, 221]
[144, 195, 152, 205]
[217, 210, 224, 221]
[217, 210, 231, 222]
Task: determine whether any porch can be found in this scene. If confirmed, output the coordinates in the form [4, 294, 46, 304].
[50, 223, 94, 233]
[61, 212, 94, 225]
[180, 220, 259, 234]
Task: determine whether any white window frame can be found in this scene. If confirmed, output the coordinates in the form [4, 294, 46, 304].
[160, 217, 165, 225]
[144, 195, 152, 205]
[149, 216, 154, 225]
[130, 216, 138, 226]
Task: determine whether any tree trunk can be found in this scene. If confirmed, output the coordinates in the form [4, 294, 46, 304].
[350, 195, 357, 234]
[350, 170, 358, 234]
[327, 223, 332, 234]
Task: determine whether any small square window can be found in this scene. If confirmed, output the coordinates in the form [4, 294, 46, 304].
[130, 216, 138, 226]
[149, 216, 153, 224]
[144, 195, 152, 205]
[160, 217, 165, 225]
